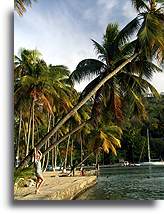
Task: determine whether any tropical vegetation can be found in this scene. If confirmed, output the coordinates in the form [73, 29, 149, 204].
[14, 0, 164, 174]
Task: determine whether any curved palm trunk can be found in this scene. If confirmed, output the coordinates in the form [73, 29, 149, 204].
[36, 53, 139, 149]
[17, 53, 139, 169]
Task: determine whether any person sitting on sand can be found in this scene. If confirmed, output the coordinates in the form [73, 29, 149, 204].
[34, 147, 45, 194]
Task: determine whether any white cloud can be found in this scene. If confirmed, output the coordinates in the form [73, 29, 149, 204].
[82, 0, 118, 29]
[97, 0, 117, 10]
[14, 0, 164, 93]
[122, 1, 137, 20]
[151, 73, 164, 93]
[14, 6, 97, 72]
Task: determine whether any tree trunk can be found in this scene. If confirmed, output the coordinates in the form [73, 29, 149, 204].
[15, 110, 22, 166]
[54, 145, 58, 170]
[43, 114, 51, 172]
[95, 152, 98, 166]
[22, 120, 28, 146]
[74, 147, 99, 169]
[17, 53, 139, 169]
[51, 117, 56, 171]
[70, 140, 73, 167]
[42, 121, 87, 157]
[64, 135, 70, 170]
[26, 105, 32, 156]
[80, 132, 83, 162]
[31, 99, 35, 149]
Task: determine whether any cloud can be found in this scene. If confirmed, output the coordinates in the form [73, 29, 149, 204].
[14, 0, 164, 92]
[14, 2, 97, 72]
[122, 1, 137, 20]
[97, 0, 117, 10]
[82, 0, 118, 30]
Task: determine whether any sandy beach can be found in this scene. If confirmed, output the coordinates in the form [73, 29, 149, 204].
[14, 171, 97, 200]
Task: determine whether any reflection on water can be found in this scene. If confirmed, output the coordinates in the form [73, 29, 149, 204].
[76, 166, 164, 200]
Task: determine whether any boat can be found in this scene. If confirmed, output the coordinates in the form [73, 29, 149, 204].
[136, 128, 164, 166]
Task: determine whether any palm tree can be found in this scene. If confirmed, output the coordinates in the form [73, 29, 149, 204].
[17, 1, 164, 169]
[71, 24, 161, 128]
[14, 49, 78, 165]
[73, 123, 122, 168]
[14, 49, 54, 156]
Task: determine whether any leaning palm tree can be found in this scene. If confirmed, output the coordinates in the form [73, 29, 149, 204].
[71, 23, 161, 128]
[17, 0, 164, 169]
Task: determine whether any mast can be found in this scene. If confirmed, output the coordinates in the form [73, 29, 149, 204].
[147, 128, 151, 162]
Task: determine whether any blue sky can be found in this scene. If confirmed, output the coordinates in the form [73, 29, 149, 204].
[14, 0, 164, 92]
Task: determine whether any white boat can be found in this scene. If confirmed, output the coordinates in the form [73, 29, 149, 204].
[136, 128, 164, 166]
[139, 161, 164, 166]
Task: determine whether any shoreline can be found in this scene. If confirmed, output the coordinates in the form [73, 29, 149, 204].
[14, 171, 97, 200]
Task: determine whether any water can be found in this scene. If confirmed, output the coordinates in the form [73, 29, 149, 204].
[76, 166, 164, 200]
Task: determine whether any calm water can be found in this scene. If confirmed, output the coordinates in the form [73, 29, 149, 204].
[76, 166, 164, 200]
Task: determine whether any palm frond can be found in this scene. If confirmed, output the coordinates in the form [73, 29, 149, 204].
[78, 76, 102, 101]
[131, 0, 149, 12]
[70, 59, 106, 83]
[91, 39, 107, 60]
[137, 12, 164, 59]
[115, 17, 140, 46]
[130, 90, 148, 120]
[103, 23, 119, 46]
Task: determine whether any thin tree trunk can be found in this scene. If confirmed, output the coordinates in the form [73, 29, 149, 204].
[80, 132, 83, 162]
[31, 99, 35, 149]
[96, 153, 98, 166]
[70, 140, 73, 167]
[54, 145, 58, 170]
[17, 53, 139, 169]
[43, 114, 51, 172]
[42, 121, 87, 157]
[22, 120, 28, 145]
[26, 105, 32, 156]
[15, 110, 22, 166]
[64, 135, 70, 170]
[51, 117, 56, 171]
[41, 141, 47, 169]
[73, 147, 99, 171]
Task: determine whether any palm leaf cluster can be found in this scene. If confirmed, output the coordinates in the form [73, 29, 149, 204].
[14, 49, 86, 165]
[87, 124, 122, 156]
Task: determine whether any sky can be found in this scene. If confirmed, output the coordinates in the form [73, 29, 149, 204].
[14, 0, 164, 92]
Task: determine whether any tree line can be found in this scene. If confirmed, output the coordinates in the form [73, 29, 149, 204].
[14, 0, 164, 172]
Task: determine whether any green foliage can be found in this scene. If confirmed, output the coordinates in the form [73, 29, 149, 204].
[14, 166, 34, 184]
